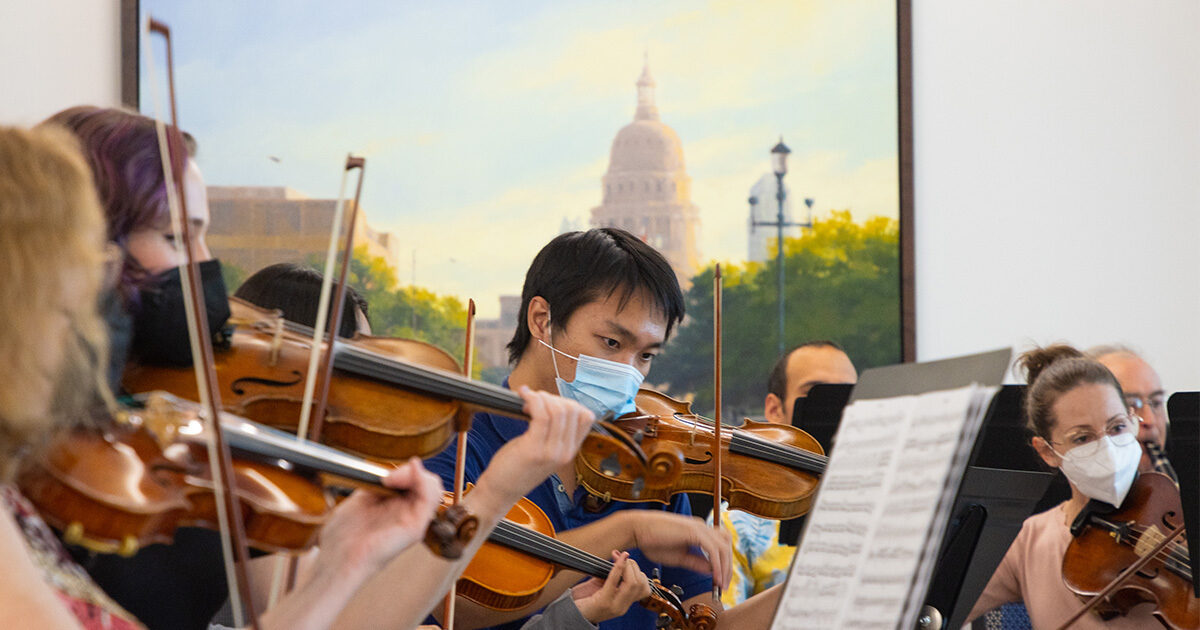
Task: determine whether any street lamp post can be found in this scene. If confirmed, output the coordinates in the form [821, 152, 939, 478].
[750, 137, 813, 357]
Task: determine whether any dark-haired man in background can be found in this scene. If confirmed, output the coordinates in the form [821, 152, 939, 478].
[1088, 345, 1170, 472]
[424, 228, 781, 629]
[714, 342, 857, 607]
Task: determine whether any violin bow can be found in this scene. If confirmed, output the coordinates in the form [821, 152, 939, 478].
[301, 154, 366, 444]
[442, 297, 477, 629]
[711, 264, 723, 603]
[144, 17, 260, 628]
[265, 155, 366, 602]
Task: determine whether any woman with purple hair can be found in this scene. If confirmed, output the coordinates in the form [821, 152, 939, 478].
[44, 106, 226, 373]
[40, 105, 246, 629]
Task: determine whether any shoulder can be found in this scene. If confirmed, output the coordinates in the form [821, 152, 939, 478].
[423, 411, 519, 486]
[1016, 504, 1070, 547]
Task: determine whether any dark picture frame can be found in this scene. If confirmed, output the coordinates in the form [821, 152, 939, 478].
[120, 0, 916, 363]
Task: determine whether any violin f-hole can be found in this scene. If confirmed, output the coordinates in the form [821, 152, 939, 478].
[230, 371, 304, 395]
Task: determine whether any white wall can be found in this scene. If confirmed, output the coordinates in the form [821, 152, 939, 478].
[913, 1, 1200, 392]
[0, 0, 122, 125]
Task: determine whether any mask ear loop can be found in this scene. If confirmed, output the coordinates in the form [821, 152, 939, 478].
[538, 333, 578, 383]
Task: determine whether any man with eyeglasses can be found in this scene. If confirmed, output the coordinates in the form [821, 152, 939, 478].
[1088, 344, 1168, 471]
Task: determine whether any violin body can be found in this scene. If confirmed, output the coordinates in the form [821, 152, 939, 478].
[576, 389, 825, 520]
[452, 487, 715, 629]
[455, 492, 556, 611]
[124, 298, 463, 463]
[1062, 472, 1198, 629]
[18, 412, 331, 557]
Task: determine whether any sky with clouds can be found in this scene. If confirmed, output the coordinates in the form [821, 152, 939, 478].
[142, 0, 898, 318]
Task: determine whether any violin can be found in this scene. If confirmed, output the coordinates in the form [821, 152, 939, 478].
[575, 388, 827, 520]
[18, 416, 329, 557]
[454, 486, 716, 630]
[123, 298, 668, 490]
[1060, 471, 1198, 629]
[18, 392, 477, 560]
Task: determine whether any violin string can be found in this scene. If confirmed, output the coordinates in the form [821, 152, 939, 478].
[335, 345, 523, 415]
[685, 415, 829, 469]
[490, 521, 676, 603]
[1123, 523, 1191, 560]
[1099, 523, 1192, 573]
[333, 347, 627, 445]
[493, 522, 676, 602]
[642, 412, 828, 472]
[492, 521, 612, 578]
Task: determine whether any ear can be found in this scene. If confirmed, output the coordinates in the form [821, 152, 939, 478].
[764, 393, 785, 425]
[527, 296, 552, 343]
[1031, 436, 1062, 469]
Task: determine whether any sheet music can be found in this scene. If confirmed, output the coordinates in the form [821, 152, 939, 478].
[770, 384, 995, 630]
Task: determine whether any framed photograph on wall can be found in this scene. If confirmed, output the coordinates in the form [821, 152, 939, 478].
[122, 0, 914, 417]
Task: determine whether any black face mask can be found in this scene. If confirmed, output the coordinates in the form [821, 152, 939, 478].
[131, 259, 232, 367]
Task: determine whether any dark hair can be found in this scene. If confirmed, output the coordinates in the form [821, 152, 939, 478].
[234, 263, 369, 338]
[42, 106, 197, 301]
[506, 228, 685, 364]
[1017, 344, 1124, 439]
[766, 340, 844, 401]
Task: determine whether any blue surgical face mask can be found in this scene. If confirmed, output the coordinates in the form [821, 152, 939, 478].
[539, 336, 644, 419]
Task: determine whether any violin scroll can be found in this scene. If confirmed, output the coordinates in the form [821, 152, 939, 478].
[424, 503, 478, 560]
[640, 576, 718, 630]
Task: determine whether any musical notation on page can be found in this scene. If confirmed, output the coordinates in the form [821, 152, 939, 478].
[770, 384, 995, 630]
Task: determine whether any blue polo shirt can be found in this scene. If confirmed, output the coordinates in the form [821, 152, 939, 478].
[423, 387, 713, 630]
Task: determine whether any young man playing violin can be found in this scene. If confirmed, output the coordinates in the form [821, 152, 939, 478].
[233, 262, 655, 630]
[423, 228, 783, 629]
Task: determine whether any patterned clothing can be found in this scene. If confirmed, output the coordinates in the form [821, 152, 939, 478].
[2, 484, 142, 629]
[709, 505, 794, 607]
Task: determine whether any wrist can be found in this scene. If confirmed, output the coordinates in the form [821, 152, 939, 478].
[462, 475, 515, 525]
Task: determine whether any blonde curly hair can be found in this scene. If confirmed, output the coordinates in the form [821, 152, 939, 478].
[0, 125, 112, 471]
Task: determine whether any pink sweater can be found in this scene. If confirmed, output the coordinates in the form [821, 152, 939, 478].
[969, 503, 1160, 629]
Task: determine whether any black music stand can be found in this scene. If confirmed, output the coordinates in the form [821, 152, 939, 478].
[968, 385, 1071, 513]
[916, 384, 1066, 629]
[1166, 392, 1199, 597]
[778, 383, 855, 546]
[919, 467, 1053, 629]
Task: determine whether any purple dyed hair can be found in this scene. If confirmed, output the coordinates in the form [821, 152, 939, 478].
[41, 106, 195, 301]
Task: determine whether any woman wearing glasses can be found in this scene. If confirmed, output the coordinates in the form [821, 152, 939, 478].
[967, 345, 1155, 629]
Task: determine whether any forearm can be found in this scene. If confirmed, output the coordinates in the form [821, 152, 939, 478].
[714, 584, 781, 630]
[329, 478, 525, 630]
[258, 558, 368, 630]
[517, 589, 597, 630]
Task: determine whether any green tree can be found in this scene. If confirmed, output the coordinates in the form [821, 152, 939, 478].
[221, 261, 248, 294]
[649, 211, 900, 419]
[305, 246, 480, 377]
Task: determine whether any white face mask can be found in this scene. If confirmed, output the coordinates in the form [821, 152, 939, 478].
[1050, 432, 1142, 507]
